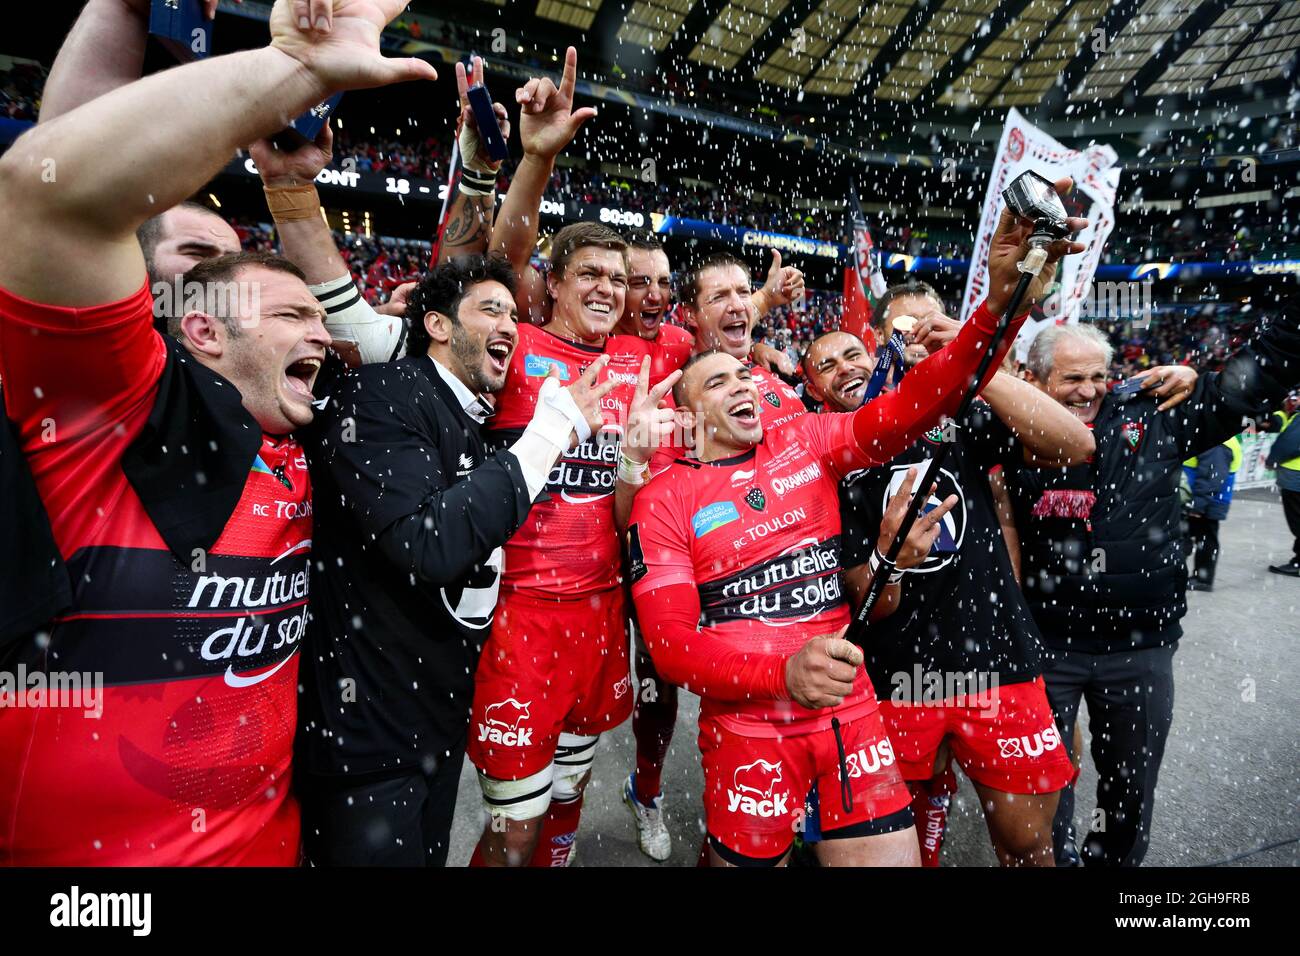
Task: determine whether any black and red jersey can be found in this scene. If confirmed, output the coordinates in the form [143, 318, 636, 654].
[488, 322, 682, 600]
[630, 413, 877, 738]
[839, 404, 1044, 699]
[0, 281, 306, 865]
[628, 299, 1029, 739]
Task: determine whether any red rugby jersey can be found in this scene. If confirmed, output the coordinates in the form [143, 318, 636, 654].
[488, 322, 681, 600]
[629, 300, 1023, 738]
[630, 412, 877, 738]
[649, 322, 693, 383]
[0, 281, 307, 866]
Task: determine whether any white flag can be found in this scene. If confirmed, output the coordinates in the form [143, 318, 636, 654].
[959, 108, 1121, 360]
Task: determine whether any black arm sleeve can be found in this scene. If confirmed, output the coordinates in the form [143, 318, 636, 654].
[962, 401, 1019, 473]
[1171, 295, 1300, 458]
[839, 471, 886, 569]
[1190, 445, 1229, 512]
[322, 386, 532, 587]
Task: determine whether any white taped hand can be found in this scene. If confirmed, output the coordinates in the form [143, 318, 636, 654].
[539, 374, 592, 445]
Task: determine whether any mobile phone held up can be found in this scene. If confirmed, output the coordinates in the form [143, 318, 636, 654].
[148, 0, 212, 62]
[467, 84, 510, 163]
[1112, 376, 1148, 398]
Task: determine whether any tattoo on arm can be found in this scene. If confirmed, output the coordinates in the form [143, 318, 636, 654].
[438, 193, 494, 264]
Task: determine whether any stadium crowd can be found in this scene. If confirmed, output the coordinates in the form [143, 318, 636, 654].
[1, 1, 1298, 877]
[4, 51, 1296, 259]
[0, 59, 43, 121]
[238, 219, 1268, 381]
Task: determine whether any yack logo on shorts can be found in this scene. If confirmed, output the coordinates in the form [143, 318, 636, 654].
[996, 724, 1061, 759]
[727, 759, 788, 817]
[477, 698, 533, 747]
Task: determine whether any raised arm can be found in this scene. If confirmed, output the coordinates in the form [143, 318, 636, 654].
[436, 56, 508, 265]
[250, 121, 406, 364]
[844, 301, 1027, 468]
[1176, 296, 1300, 457]
[906, 313, 1094, 468]
[749, 249, 805, 319]
[0, 0, 436, 307]
[980, 371, 1095, 467]
[250, 125, 344, 285]
[491, 47, 596, 319]
[840, 177, 1087, 471]
[38, 0, 218, 123]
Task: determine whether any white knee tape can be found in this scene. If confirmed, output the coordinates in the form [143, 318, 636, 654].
[478, 764, 554, 822]
[551, 733, 598, 803]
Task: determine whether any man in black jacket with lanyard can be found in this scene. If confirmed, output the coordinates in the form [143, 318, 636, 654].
[1006, 303, 1300, 866]
[298, 255, 614, 865]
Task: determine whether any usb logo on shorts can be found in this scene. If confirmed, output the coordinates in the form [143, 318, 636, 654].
[477, 698, 533, 746]
[727, 759, 788, 817]
[997, 724, 1060, 759]
[844, 739, 895, 778]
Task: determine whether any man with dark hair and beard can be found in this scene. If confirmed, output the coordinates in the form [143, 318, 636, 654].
[298, 254, 615, 866]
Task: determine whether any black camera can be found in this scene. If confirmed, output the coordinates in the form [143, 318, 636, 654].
[1002, 171, 1072, 245]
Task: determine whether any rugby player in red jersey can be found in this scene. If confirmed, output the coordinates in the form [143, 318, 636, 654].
[0, 0, 438, 864]
[618, 240, 805, 859]
[624, 250, 807, 859]
[616, 234, 796, 379]
[467, 222, 682, 867]
[616, 233, 694, 380]
[628, 189, 1087, 865]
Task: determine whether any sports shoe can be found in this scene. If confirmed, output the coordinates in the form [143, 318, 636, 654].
[1268, 560, 1300, 577]
[623, 773, 671, 861]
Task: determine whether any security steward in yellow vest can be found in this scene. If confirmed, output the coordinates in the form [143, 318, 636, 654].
[1182, 435, 1242, 591]
[1265, 393, 1300, 576]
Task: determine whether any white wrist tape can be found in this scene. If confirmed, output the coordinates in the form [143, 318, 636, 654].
[309, 274, 371, 322]
[538, 375, 592, 445]
[868, 548, 906, 586]
[520, 401, 573, 454]
[309, 274, 405, 364]
[511, 402, 573, 501]
[458, 166, 497, 197]
[618, 452, 649, 486]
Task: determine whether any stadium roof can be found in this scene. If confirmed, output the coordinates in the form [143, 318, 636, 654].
[414, 0, 1299, 127]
